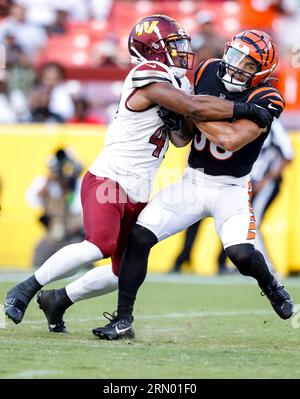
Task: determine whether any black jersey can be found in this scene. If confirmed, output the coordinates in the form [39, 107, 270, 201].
[188, 59, 285, 177]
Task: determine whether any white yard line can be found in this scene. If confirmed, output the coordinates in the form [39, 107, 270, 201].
[142, 309, 274, 319]
[17, 309, 273, 327]
[5, 370, 63, 379]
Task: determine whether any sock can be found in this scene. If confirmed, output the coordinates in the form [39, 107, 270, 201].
[248, 250, 275, 291]
[34, 240, 103, 286]
[117, 225, 158, 320]
[254, 231, 275, 272]
[9, 275, 43, 305]
[54, 287, 74, 312]
[226, 244, 275, 291]
[65, 264, 118, 303]
[117, 254, 149, 321]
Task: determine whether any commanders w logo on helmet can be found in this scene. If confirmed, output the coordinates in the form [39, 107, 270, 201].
[135, 20, 159, 36]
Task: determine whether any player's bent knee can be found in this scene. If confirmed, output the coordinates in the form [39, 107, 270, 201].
[128, 224, 158, 252]
[225, 244, 255, 275]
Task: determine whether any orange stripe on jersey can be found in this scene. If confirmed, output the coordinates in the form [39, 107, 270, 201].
[249, 222, 256, 230]
[270, 99, 285, 107]
[247, 231, 256, 240]
[248, 181, 253, 197]
[246, 87, 273, 103]
[247, 181, 256, 240]
[195, 59, 219, 87]
[260, 92, 284, 102]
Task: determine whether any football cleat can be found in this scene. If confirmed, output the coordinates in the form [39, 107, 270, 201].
[4, 286, 30, 324]
[261, 280, 294, 320]
[4, 296, 27, 324]
[36, 290, 68, 333]
[4, 276, 42, 325]
[92, 311, 135, 340]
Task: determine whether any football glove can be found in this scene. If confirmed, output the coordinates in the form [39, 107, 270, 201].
[157, 107, 184, 131]
[233, 102, 273, 128]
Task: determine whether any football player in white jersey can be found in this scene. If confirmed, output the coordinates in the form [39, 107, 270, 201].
[5, 16, 272, 332]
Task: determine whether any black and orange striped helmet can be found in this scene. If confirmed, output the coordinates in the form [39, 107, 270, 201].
[219, 29, 278, 90]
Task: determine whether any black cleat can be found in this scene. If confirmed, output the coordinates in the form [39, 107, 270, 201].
[36, 290, 68, 333]
[4, 276, 42, 324]
[4, 294, 27, 324]
[261, 280, 294, 320]
[92, 312, 135, 340]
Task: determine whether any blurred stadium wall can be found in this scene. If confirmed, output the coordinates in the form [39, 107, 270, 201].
[0, 126, 299, 276]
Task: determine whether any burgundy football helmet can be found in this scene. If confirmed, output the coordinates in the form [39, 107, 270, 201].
[128, 15, 194, 77]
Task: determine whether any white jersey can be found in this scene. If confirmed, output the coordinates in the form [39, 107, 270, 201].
[89, 61, 191, 202]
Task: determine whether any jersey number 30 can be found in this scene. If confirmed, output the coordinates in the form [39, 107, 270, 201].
[194, 132, 233, 160]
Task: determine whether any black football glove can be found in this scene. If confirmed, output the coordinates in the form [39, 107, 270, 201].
[233, 102, 273, 128]
[157, 107, 184, 131]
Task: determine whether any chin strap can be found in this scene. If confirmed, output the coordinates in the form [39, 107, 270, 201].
[222, 73, 247, 93]
[130, 47, 146, 65]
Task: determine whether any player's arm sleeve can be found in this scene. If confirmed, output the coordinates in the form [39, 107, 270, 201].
[131, 63, 172, 88]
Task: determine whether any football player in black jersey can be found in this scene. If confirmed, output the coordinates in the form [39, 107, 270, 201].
[92, 29, 294, 341]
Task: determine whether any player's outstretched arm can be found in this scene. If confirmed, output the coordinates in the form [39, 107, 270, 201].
[142, 82, 234, 120]
[128, 82, 273, 127]
[194, 119, 266, 152]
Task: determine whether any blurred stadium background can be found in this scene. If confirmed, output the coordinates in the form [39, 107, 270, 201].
[0, 0, 300, 277]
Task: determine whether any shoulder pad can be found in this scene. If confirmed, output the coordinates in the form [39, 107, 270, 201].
[194, 58, 220, 88]
[132, 62, 172, 88]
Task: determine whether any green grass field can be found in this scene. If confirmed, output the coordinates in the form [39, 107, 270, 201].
[1, 272, 300, 379]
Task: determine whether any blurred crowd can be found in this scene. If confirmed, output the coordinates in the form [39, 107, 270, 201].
[26, 147, 86, 268]
[0, 0, 299, 124]
[0, 0, 114, 123]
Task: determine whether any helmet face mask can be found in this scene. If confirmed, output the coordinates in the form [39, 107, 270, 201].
[218, 30, 278, 92]
[166, 38, 194, 70]
[220, 46, 259, 91]
[128, 15, 194, 76]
